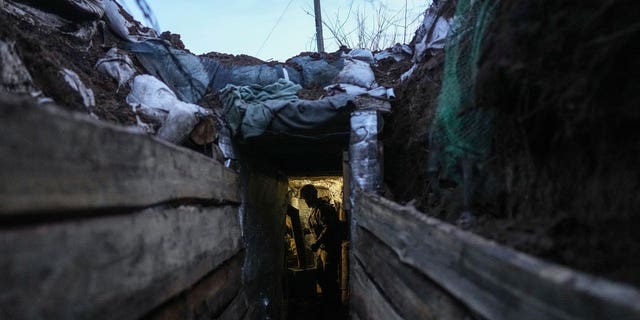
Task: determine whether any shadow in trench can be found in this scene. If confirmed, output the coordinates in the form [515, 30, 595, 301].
[285, 266, 348, 320]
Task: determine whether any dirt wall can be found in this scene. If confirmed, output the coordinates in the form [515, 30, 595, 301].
[384, 0, 640, 286]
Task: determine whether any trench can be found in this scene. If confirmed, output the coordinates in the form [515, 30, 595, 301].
[235, 110, 381, 320]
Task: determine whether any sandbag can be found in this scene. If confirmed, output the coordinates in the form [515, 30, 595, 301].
[335, 58, 377, 89]
[346, 49, 374, 64]
[126, 74, 206, 116]
[201, 57, 302, 92]
[95, 48, 136, 89]
[288, 55, 344, 88]
[126, 75, 210, 142]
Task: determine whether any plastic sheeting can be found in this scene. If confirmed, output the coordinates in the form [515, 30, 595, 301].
[103, 0, 156, 42]
[95, 48, 135, 89]
[414, 10, 452, 62]
[104, 0, 132, 41]
[60, 68, 95, 108]
[374, 43, 413, 62]
[126, 40, 210, 104]
[266, 94, 354, 134]
[220, 79, 302, 137]
[349, 110, 382, 193]
[220, 79, 355, 139]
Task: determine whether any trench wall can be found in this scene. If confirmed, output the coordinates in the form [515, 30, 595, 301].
[0, 95, 247, 319]
[350, 191, 640, 320]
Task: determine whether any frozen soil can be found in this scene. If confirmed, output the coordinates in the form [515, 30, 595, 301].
[384, 0, 640, 287]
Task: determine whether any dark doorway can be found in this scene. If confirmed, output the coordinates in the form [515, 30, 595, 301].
[284, 177, 349, 320]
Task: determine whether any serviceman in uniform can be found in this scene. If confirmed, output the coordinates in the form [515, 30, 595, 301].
[299, 184, 340, 309]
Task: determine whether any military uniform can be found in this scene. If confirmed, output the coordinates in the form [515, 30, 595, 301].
[308, 199, 340, 305]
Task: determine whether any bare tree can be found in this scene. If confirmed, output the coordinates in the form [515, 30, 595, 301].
[306, 1, 426, 51]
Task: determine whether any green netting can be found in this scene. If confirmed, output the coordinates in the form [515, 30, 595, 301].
[433, 0, 499, 179]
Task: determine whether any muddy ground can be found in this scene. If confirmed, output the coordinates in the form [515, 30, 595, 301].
[384, 0, 640, 287]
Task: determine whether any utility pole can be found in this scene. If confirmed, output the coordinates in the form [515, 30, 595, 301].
[314, 0, 325, 52]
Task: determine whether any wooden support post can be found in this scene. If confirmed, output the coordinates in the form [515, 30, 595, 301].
[341, 241, 350, 305]
[286, 204, 307, 268]
[314, 0, 325, 52]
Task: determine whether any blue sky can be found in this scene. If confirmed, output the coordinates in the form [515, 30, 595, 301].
[119, 0, 430, 61]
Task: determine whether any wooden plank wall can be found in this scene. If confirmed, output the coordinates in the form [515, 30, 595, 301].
[0, 96, 246, 319]
[350, 191, 640, 320]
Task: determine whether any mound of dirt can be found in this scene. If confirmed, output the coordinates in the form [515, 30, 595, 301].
[200, 51, 265, 66]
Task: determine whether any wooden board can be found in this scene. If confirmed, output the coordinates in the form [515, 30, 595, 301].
[0, 95, 239, 215]
[354, 191, 640, 320]
[353, 226, 470, 320]
[144, 251, 244, 320]
[216, 290, 249, 320]
[0, 205, 242, 320]
[350, 258, 403, 320]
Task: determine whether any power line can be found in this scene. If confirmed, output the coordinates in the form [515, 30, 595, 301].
[256, 0, 296, 57]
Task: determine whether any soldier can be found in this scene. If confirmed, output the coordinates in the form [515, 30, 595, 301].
[299, 184, 340, 308]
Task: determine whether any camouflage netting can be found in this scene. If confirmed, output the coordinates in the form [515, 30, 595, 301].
[386, 0, 640, 286]
[431, 0, 499, 181]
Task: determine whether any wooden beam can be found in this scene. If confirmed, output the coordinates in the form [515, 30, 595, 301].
[353, 226, 470, 320]
[354, 191, 640, 320]
[0, 95, 239, 215]
[144, 251, 244, 320]
[0, 205, 242, 319]
[350, 258, 403, 320]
